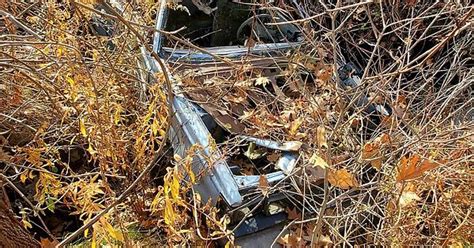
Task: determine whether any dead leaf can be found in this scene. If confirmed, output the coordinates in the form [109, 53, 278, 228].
[399, 191, 420, 208]
[289, 117, 303, 137]
[286, 207, 301, 220]
[79, 118, 87, 137]
[317, 65, 333, 82]
[309, 153, 329, 169]
[278, 233, 300, 247]
[328, 169, 359, 189]
[361, 143, 378, 159]
[306, 166, 325, 184]
[361, 133, 391, 170]
[244, 142, 266, 160]
[406, 0, 416, 7]
[316, 126, 328, 148]
[259, 175, 269, 195]
[370, 158, 382, 170]
[311, 234, 333, 246]
[378, 133, 391, 144]
[396, 154, 439, 182]
[267, 153, 280, 163]
[40, 238, 59, 248]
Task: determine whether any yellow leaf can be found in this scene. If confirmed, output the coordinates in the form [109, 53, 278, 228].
[67, 76, 75, 87]
[173, 154, 182, 162]
[79, 119, 87, 137]
[29, 171, 37, 181]
[328, 169, 359, 189]
[20, 170, 28, 183]
[26, 148, 41, 166]
[91, 229, 97, 248]
[22, 219, 32, 229]
[170, 174, 180, 200]
[87, 143, 96, 155]
[57, 47, 63, 57]
[84, 228, 89, 238]
[114, 105, 122, 125]
[244, 142, 266, 160]
[164, 198, 175, 225]
[309, 154, 328, 169]
[103, 219, 124, 242]
[183, 156, 195, 184]
[151, 118, 159, 135]
[316, 126, 328, 148]
[207, 134, 218, 152]
[289, 117, 303, 136]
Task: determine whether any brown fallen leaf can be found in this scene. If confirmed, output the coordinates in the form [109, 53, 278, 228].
[267, 152, 280, 163]
[370, 158, 382, 170]
[40, 238, 59, 248]
[328, 169, 359, 189]
[396, 154, 439, 182]
[361, 143, 382, 170]
[278, 233, 301, 247]
[286, 207, 301, 220]
[361, 133, 391, 170]
[259, 175, 269, 195]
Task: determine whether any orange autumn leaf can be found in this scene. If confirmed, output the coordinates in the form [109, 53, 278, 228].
[396, 154, 439, 182]
[40, 238, 59, 248]
[361, 133, 391, 170]
[370, 159, 382, 170]
[318, 65, 333, 82]
[328, 169, 359, 189]
[361, 143, 378, 159]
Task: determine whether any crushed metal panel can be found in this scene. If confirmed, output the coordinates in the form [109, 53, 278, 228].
[162, 42, 302, 62]
[169, 96, 242, 207]
[143, 0, 304, 213]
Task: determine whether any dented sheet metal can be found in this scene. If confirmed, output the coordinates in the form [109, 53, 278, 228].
[142, 1, 302, 208]
[162, 42, 301, 62]
[169, 96, 242, 206]
[237, 135, 302, 152]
